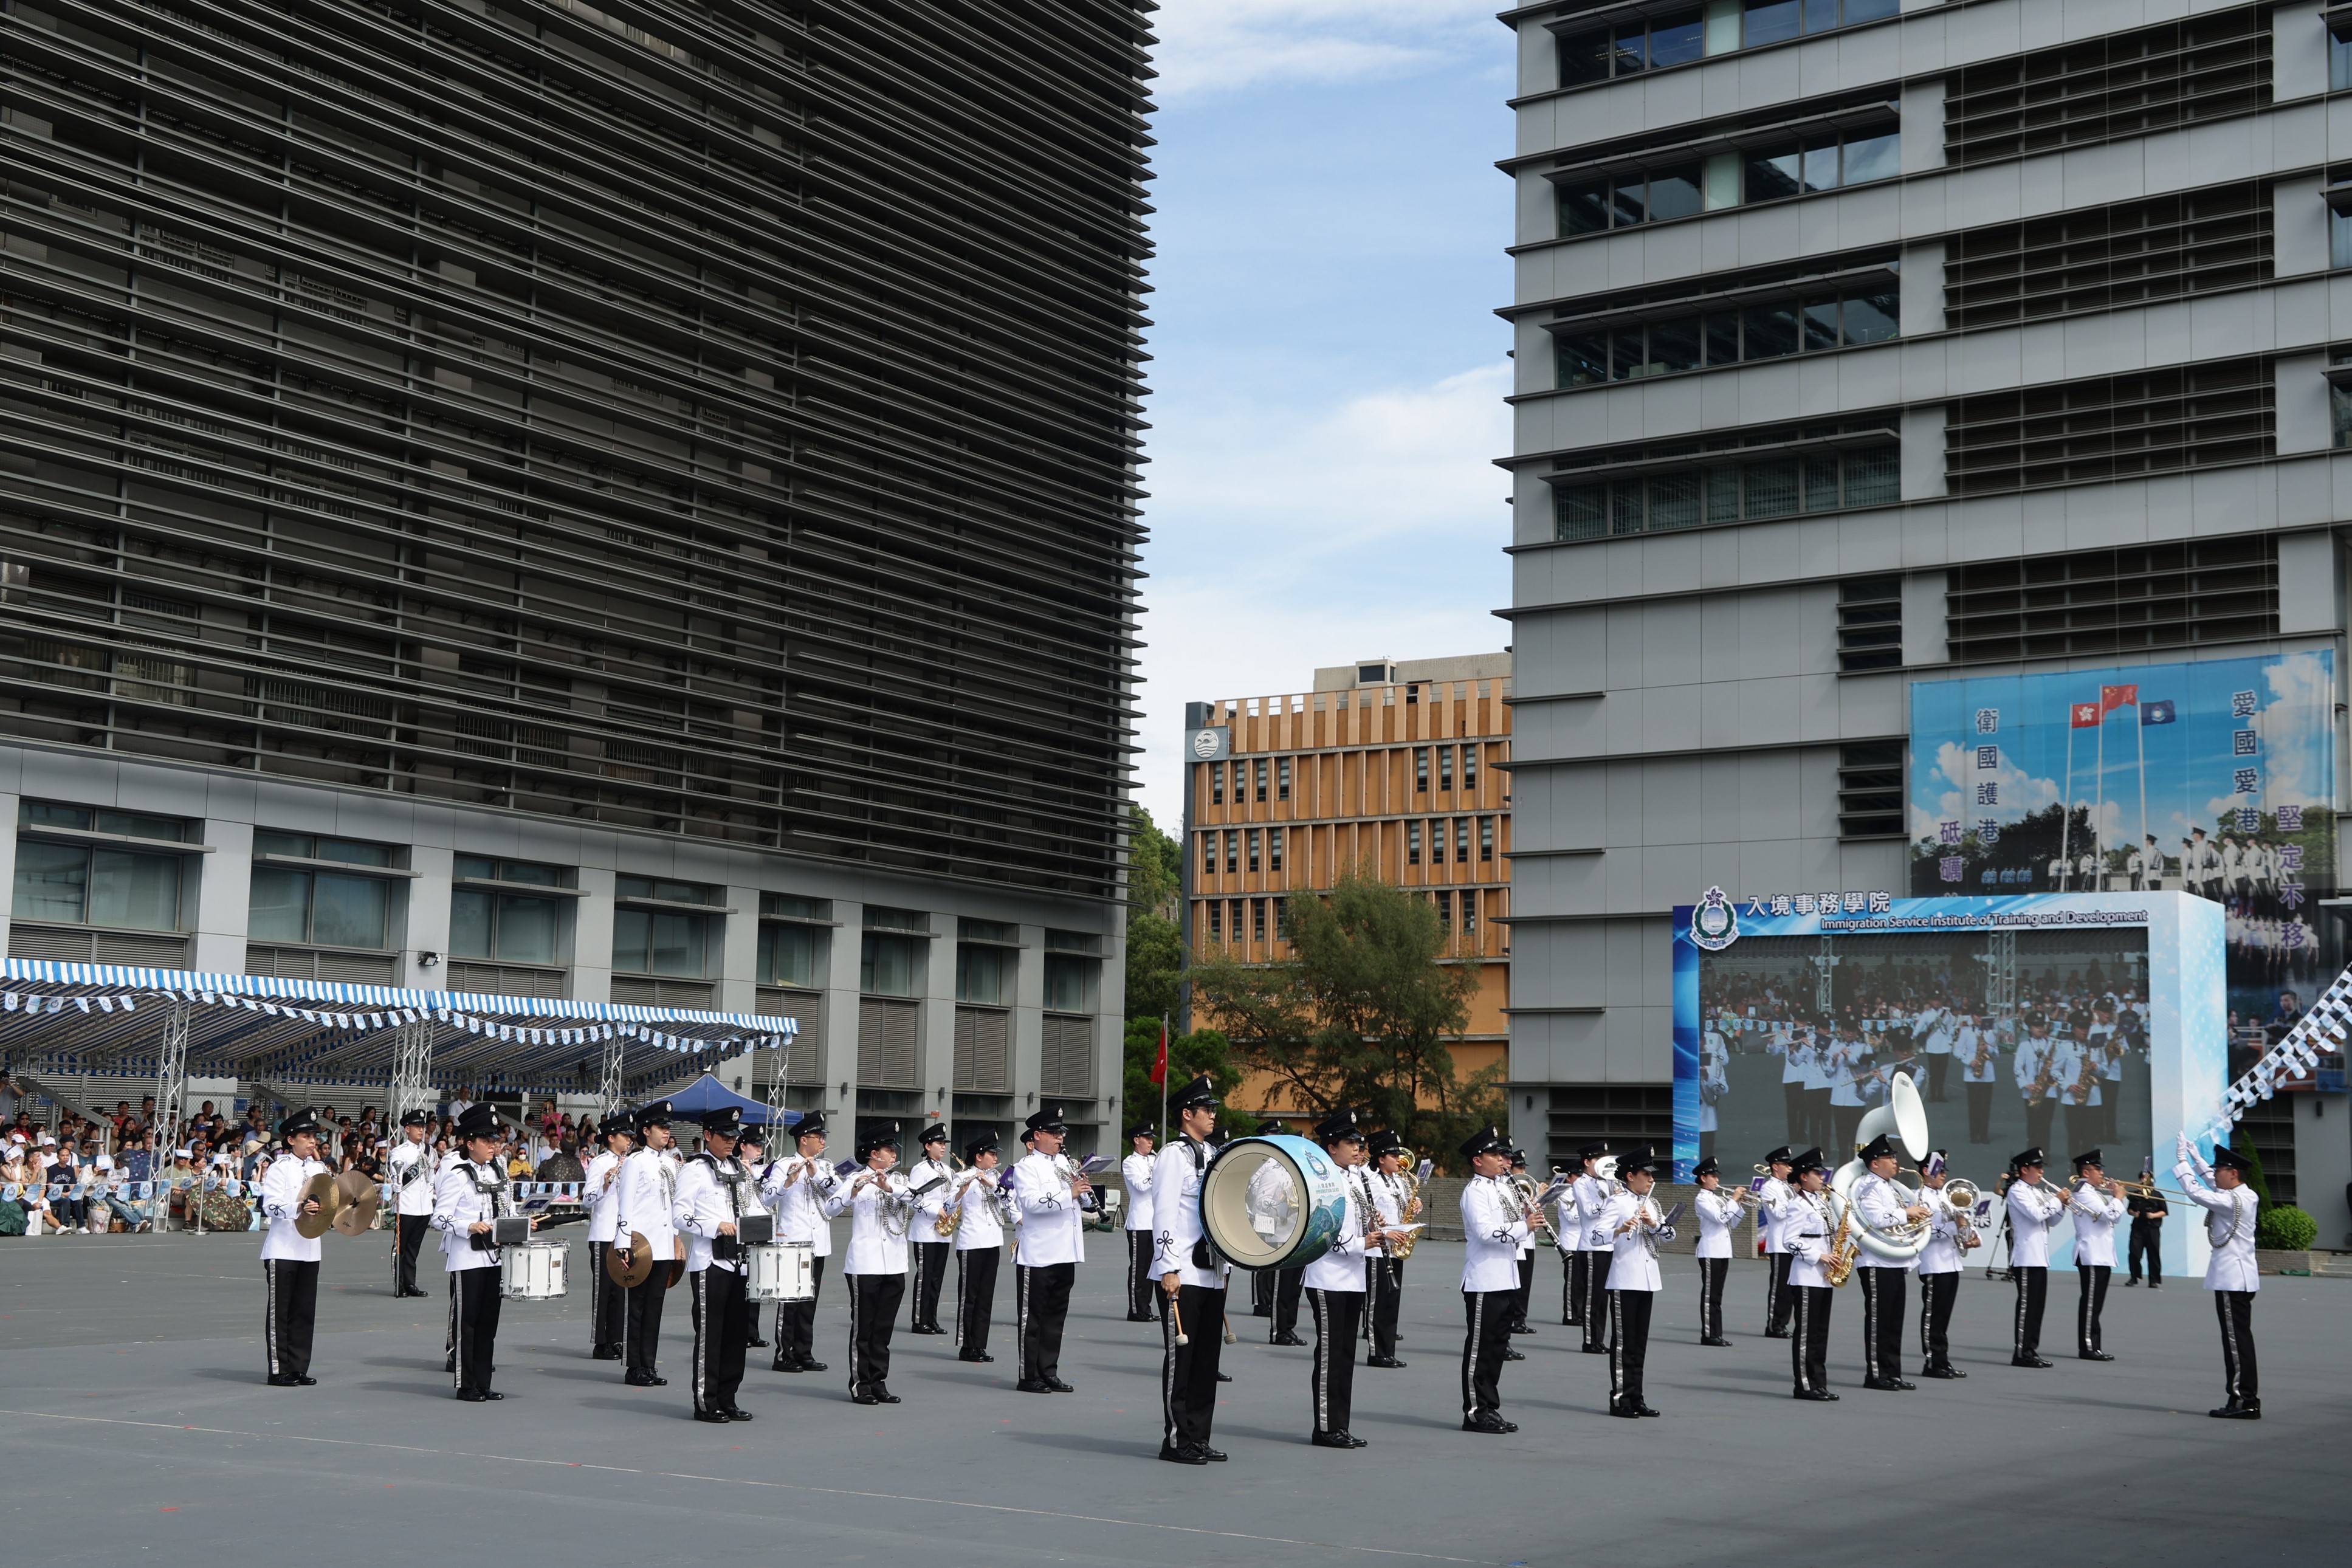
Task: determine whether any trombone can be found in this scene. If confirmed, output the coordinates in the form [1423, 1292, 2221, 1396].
[2113, 1175, 2195, 1206]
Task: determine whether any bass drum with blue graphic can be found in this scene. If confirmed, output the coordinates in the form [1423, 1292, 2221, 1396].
[1200, 1133, 1351, 1270]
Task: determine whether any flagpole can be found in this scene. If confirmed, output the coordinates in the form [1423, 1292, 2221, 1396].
[2137, 701, 2150, 880]
[2060, 718, 2074, 891]
[2094, 697, 2106, 890]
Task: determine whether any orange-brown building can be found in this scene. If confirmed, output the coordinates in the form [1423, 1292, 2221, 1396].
[1184, 654, 1512, 1125]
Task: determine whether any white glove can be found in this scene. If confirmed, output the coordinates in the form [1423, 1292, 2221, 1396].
[2175, 1130, 2193, 1161]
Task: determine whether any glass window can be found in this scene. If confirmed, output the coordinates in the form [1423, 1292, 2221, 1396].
[1611, 480, 1645, 534]
[1247, 829, 1261, 873]
[1277, 757, 1291, 800]
[860, 932, 919, 996]
[1209, 760, 1225, 805]
[1744, 143, 1803, 202]
[614, 909, 708, 977]
[1843, 290, 1900, 344]
[760, 893, 825, 920]
[956, 942, 1010, 1005]
[1559, 29, 1611, 86]
[1464, 748, 1479, 791]
[1268, 827, 1285, 872]
[1438, 746, 1454, 792]
[1745, 459, 1800, 517]
[1705, 465, 1743, 522]
[1611, 23, 1648, 74]
[449, 888, 562, 965]
[1801, 142, 1840, 194]
[1612, 332, 1648, 380]
[1844, 445, 1901, 506]
[1430, 819, 1446, 864]
[1556, 484, 1609, 540]
[1559, 334, 1611, 387]
[248, 867, 309, 942]
[1649, 9, 1705, 67]
[1043, 954, 1095, 1013]
[1841, 129, 1900, 184]
[958, 917, 1017, 942]
[1648, 163, 1704, 222]
[1649, 471, 1702, 528]
[1407, 821, 1422, 865]
[1843, 0, 1899, 21]
[1744, 303, 1799, 358]
[1804, 453, 1843, 511]
[617, 875, 717, 905]
[311, 875, 389, 948]
[12, 841, 89, 923]
[19, 802, 91, 833]
[455, 856, 564, 886]
[1803, 298, 1841, 352]
[1704, 313, 1741, 366]
[91, 850, 181, 930]
[1801, 0, 1839, 30]
[2334, 207, 2352, 271]
[1649, 315, 1702, 374]
[1744, 1, 1801, 47]
[758, 921, 821, 988]
[1560, 180, 1611, 236]
[1611, 172, 1648, 228]
[864, 904, 926, 931]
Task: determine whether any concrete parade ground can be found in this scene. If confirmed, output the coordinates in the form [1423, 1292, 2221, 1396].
[0, 1237, 2341, 1566]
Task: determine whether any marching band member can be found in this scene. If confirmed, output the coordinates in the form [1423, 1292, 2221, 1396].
[2068, 1149, 2125, 1361]
[674, 1107, 756, 1423]
[1781, 1147, 1839, 1400]
[905, 1123, 955, 1336]
[1009, 1106, 1095, 1392]
[1569, 1141, 1614, 1350]
[952, 1132, 1007, 1362]
[1155, 1075, 1231, 1465]
[2004, 1147, 2063, 1368]
[583, 1113, 634, 1360]
[385, 1109, 435, 1299]
[1457, 1124, 1527, 1434]
[2173, 1135, 2261, 1418]
[1122, 1121, 1158, 1322]
[1600, 1144, 1672, 1417]
[435, 1104, 534, 1401]
[1914, 1151, 1972, 1378]
[1507, 1150, 1536, 1343]
[1364, 1129, 1413, 1368]
[258, 1107, 330, 1387]
[1958, 1013, 2000, 1145]
[1690, 1158, 1739, 1347]
[611, 1099, 681, 1388]
[1851, 1132, 1927, 1391]
[1758, 1146, 1795, 1338]
[737, 1126, 769, 1350]
[1556, 1141, 1604, 1329]
[842, 1122, 916, 1405]
[761, 1110, 839, 1374]
[2013, 1013, 2059, 1157]
[1302, 1110, 1389, 1448]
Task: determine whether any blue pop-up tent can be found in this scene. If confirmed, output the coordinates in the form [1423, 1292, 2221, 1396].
[658, 1071, 800, 1126]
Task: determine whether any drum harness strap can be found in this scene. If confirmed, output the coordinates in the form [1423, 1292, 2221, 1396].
[467, 1163, 511, 1260]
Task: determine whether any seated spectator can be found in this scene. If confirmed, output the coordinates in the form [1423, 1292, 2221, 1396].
[536, 1138, 586, 1184]
[3, 1140, 58, 1234]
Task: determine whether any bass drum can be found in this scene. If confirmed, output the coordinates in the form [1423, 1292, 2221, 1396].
[1200, 1134, 1350, 1270]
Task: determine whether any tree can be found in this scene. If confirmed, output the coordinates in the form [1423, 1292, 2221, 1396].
[1124, 803, 1183, 1024]
[1120, 1017, 1256, 1140]
[1189, 869, 1503, 1170]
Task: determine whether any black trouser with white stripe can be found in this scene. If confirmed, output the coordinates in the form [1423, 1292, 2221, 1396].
[1608, 1287, 1653, 1409]
[1511, 1253, 1533, 1329]
[1767, 1251, 1794, 1335]
[1367, 1257, 1403, 1359]
[688, 1265, 749, 1414]
[623, 1270, 669, 1377]
[955, 1245, 1000, 1355]
[1966, 1082, 1993, 1143]
[451, 1267, 501, 1396]
[1161, 1282, 1226, 1453]
[846, 1272, 904, 1398]
[2213, 1288, 2258, 1405]
[1125, 1229, 1157, 1316]
[1856, 1265, 1907, 1381]
[1305, 1287, 1364, 1436]
[1580, 1248, 1614, 1352]
[2076, 1264, 2111, 1355]
[393, 1214, 428, 1295]
[1460, 1288, 1513, 1420]
[1016, 1260, 1075, 1384]
[1270, 1265, 1303, 1339]
[2011, 1264, 2048, 1360]
[775, 1255, 826, 1369]
[912, 1240, 951, 1330]
[588, 1240, 625, 1353]
[262, 1258, 319, 1381]
[1917, 1269, 1959, 1370]
[1251, 1267, 1274, 1315]
[1564, 1248, 1586, 1325]
[1790, 1284, 1832, 1393]
[1696, 1256, 1728, 1341]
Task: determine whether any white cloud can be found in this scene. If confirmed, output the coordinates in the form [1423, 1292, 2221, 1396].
[1151, 0, 1496, 98]
[1913, 739, 2060, 842]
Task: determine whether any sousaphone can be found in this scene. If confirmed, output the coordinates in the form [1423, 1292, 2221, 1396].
[293, 1171, 344, 1239]
[1828, 1070, 1936, 1264]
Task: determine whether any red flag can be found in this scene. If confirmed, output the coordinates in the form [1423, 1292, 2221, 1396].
[1150, 1017, 1168, 1085]
[2100, 684, 2139, 714]
[2070, 702, 2102, 728]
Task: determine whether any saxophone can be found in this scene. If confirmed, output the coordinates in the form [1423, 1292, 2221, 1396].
[1390, 1166, 1422, 1260]
[1822, 1191, 1859, 1288]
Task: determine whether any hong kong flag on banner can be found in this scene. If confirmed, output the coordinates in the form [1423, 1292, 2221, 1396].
[2100, 684, 2139, 713]
[2071, 701, 2102, 727]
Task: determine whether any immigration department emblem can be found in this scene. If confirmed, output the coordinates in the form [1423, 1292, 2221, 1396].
[1689, 885, 1739, 952]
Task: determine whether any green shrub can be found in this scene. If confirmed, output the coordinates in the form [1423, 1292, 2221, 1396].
[2255, 1204, 2316, 1252]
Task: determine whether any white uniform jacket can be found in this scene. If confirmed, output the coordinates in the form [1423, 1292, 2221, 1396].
[1459, 1175, 1528, 1293]
[2174, 1151, 2260, 1293]
[2005, 1180, 2066, 1268]
[1852, 1172, 1917, 1273]
[387, 1138, 436, 1219]
[1758, 1176, 1795, 1253]
[1566, 1172, 1612, 1254]
[1367, 1167, 1409, 1253]
[1008, 1150, 1088, 1267]
[432, 1157, 510, 1272]
[2068, 1180, 2126, 1267]
[906, 1156, 954, 1236]
[1693, 1187, 1743, 1260]
[610, 1145, 680, 1262]
[583, 1149, 624, 1243]
[1598, 1191, 1669, 1291]
[1915, 1186, 1969, 1276]
[257, 1154, 328, 1263]
[760, 1153, 841, 1258]
[1781, 1190, 1839, 1289]
[1150, 1136, 1227, 1290]
[2013, 1035, 2056, 1101]
[1301, 1168, 1369, 1293]
[839, 1167, 913, 1275]
[675, 1152, 751, 1274]
[1121, 1150, 1155, 1233]
[1958, 1026, 2000, 1084]
[950, 1170, 1006, 1251]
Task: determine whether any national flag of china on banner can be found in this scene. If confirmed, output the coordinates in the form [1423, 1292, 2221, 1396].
[2071, 702, 2102, 727]
[1150, 1017, 1169, 1085]
[2100, 684, 2139, 713]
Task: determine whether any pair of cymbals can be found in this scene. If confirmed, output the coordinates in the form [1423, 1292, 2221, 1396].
[291, 1170, 385, 1238]
[604, 1231, 689, 1289]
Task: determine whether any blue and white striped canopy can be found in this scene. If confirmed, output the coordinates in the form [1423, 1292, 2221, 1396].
[0, 958, 796, 1098]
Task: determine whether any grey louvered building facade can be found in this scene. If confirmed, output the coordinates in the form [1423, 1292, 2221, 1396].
[0, 0, 1149, 1152]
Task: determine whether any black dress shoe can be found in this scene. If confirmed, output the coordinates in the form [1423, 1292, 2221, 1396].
[293, 1375, 318, 1386]
[267, 1375, 301, 1387]
[772, 1359, 805, 1374]
[2209, 1400, 2260, 1420]
[1502, 1347, 1525, 1361]
[1199, 1445, 1228, 1461]
[1160, 1444, 1208, 1465]
[455, 1389, 487, 1402]
[1270, 1331, 1306, 1347]
[2012, 1357, 2053, 1369]
[2123, 1277, 2141, 1287]
[801, 1359, 829, 1372]
[722, 1408, 755, 1422]
[1462, 1413, 1511, 1434]
[479, 1390, 504, 1401]
[1044, 1378, 1075, 1392]
[2148, 1283, 2161, 1291]
[1344, 1432, 1368, 1448]
[746, 1336, 769, 1348]
[1366, 1356, 1406, 1369]
[1580, 1345, 1609, 1355]
[958, 1351, 994, 1363]
[1015, 1380, 1050, 1393]
[1764, 1330, 1790, 1340]
[625, 1372, 670, 1387]
[592, 1347, 624, 1361]
[1635, 1403, 1662, 1417]
[695, 1410, 733, 1423]
[875, 1389, 901, 1404]
[850, 1393, 880, 1406]
[1793, 1389, 1839, 1401]
[1216, 1372, 1233, 1382]
[1700, 1337, 1733, 1348]
[1608, 1403, 1643, 1419]
[1508, 1323, 1535, 1335]
[912, 1324, 948, 1336]
[2080, 1350, 2114, 1362]
[1310, 1429, 1357, 1448]
[1862, 1377, 1905, 1392]
[1499, 1418, 1519, 1432]
[1920, 1366, 1962, 1379]
[1127, 1312, 1159, 1322]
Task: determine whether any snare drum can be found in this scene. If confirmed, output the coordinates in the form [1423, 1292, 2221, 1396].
[1200, 1134, 1350, 1270]
[499, 1240, 569, 1300]
[743, 1241, 815, 1302]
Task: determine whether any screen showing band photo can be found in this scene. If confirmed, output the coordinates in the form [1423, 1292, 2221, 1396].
[1671, 892, 2227, 1275]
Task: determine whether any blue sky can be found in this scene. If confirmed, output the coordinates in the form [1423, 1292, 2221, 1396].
[1129, 2, 1515, 826]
